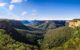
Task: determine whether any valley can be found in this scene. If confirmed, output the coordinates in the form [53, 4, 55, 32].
[0, 19, 80, 50]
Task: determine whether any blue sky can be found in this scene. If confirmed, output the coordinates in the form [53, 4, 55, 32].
[0, 0, 80, 20]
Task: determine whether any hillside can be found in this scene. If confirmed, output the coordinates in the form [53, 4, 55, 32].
[41, 27, 80, 50]
[0, 19, 45, 50]
[25, 20, 66, 30]
[0, 29, 38, 50]
[0, 19, 80, 50]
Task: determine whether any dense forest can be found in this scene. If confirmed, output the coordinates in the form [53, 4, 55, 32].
[0, 20, 80, 50]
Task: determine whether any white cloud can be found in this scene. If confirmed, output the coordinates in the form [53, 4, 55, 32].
[0, 3, 6, 7]
[11, 0, 23, 3]
[31, 13, 36, 16]
[21, 11, 28, 16]
[31, 10, 38, 17]
[9, 4, 15, 11]
[31, 10, 37, 16]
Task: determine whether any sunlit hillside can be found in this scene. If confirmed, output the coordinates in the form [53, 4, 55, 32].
[0, 19, 80, 50]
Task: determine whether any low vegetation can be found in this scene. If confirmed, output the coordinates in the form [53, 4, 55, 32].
[0, 21, 80, 50]
[41, 27, 80, 50]
[0, 29, 38, 50]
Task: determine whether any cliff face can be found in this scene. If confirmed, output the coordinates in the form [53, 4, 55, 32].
[69, 19, 80, 28]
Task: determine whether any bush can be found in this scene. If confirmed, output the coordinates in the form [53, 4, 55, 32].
[0, 29, 38, 50]
[41, 27, 74, 50]
[41, 27, 80, 50]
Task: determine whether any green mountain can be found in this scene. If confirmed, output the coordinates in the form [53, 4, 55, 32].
[41, 27, 80, 50]
[0, 29, 38, 50]
[0, 19, 80, 50]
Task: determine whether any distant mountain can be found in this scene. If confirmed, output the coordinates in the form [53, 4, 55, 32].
[9, 20, 44, 31]
[0, 19, 66, 45]
[54, 20, 66, 27]
[21, 20, 31, 25]
[0, 19, 69, 50]
[22, 20, 66, 30]
[0, 19, 44, 45]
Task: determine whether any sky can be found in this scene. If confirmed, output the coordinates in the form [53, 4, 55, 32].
[0, 0, 80, 20]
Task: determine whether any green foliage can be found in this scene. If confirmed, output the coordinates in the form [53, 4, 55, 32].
[62, 27, 80, 50]
[41, 27, 80, 50]
[41, 27, 75, 50]
[0, 29, 38, 50]
[1, 25, 80, 50]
